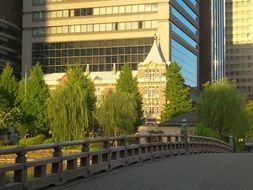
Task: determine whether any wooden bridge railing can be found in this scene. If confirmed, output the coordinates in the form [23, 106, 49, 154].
[0, 134, 232, 190]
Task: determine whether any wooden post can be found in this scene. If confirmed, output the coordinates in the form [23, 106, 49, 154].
[81, 142, 89, 168]
[135, 136, 140, 144]
[14, 149, 27, 186]
[103, 139, 110, 149]
[52, 145, 62, 174]
[0, 171, 5, 187]
[183, 130, 188, 154]
[119, 138, 126, 146]
[103, 139, 110, 167]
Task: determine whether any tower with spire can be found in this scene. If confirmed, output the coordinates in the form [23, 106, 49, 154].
[137, 36, 169, 123]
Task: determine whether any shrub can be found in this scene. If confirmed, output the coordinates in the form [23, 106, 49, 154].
[90, 142, 103, 151]
[19, 138, 26, 146]
[43, 138, 55, 144]
[148, 130, 164, 134]
[194, 123, 219, 139]
[19, 134, 45, 146]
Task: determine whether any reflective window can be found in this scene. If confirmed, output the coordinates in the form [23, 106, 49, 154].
[171, 24, 198, 48]
[171, 7, 197, 34]
[176, 0, 197, 21]
[32, 38, 153, 73]
[171, 40, 197, 87]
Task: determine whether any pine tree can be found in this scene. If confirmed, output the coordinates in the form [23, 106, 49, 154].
[161, 62, 192, 121]
[15, 64, 49, 135]
[0, 64, 18, 109]
[116, 65, 143, 131]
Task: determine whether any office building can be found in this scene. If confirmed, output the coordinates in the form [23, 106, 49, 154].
[0, 0, 22, 76]
[199, 0, 225, 87]
[23, 0, 199, 88]
[226, 0, 253, 99]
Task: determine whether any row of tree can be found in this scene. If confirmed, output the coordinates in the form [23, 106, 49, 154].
[160, 63, 253, 151]
[0, 64, 49, 137]
[0, 64, 144, 142]
[1, 61, 252, 150]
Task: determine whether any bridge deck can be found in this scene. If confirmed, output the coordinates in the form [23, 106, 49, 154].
[55, 153, 253, 190]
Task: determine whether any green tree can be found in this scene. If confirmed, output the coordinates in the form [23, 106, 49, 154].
[245, 100, 253, 139]
[194, 123, 219, 139]
[161, 62, 192, 121]
[116, 65, 143, 130]
[0, 108, 22, 130]
[66, 66, 97, 132]
[97, 91, 137, 136]
[47, 66, 96, 141]
[15, 64, 49, 135]
[198, 79, 250, 143]
[0, 64, 18, 109]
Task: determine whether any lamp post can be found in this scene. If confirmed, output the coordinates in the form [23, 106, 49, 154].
[181, 118, 188, 154]
[181, 118, 188, 131]
[229, 135, 233, 152]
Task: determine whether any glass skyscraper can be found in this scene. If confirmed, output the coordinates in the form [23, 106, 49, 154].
[23, 0, 199, 87]
[170, 0, 199, 87]
[199, 0, 225, 88]
[211, 0, 225, 81]
[226, 0, 253, 99]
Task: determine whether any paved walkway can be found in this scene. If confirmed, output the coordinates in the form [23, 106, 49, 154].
[55, 153, 253, 190]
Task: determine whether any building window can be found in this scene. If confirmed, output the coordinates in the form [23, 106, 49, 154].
[32, 3, 158, 20]
[32, 38, 153, 73]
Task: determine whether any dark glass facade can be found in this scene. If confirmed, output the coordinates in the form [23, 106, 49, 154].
[0, 0, 22, 76]
[32, 38, 153, 73]
[170, 0, 199, 87]
[0, 20, 21, 76]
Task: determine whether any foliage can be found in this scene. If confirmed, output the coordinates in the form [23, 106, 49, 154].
[116, 64, 136, 93]
[0, 108, 22, 129]
[116, 64, 144, 130]
[161, 62, 192, 121]
[245, 100, 253, 139]
[97, 91, 137, 136]
[194, 123, 219, 139]
[148, 130, 164, 134]
[66, 66, 97, 132]
[0, 64, 18, 109]
[198, 79, 250, 142]
[15, 64, 49, 135]
[43, 138, 55, 144]
[90, 142, 104, 152]
[47, 66, 95, 141]
[19, 134, 45, 146]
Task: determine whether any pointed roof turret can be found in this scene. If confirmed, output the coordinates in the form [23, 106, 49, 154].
[86, 64, 90, 73]
[142, 36, 166, 64]
[112, 63, 117, 74]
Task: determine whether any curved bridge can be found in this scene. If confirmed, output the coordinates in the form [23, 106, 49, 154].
[59, 153, 253, 190]
[0, 134, 232, 190]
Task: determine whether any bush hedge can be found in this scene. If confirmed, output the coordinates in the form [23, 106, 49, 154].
[19, 134, 46, 146]
[43, 138, 55, 144]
